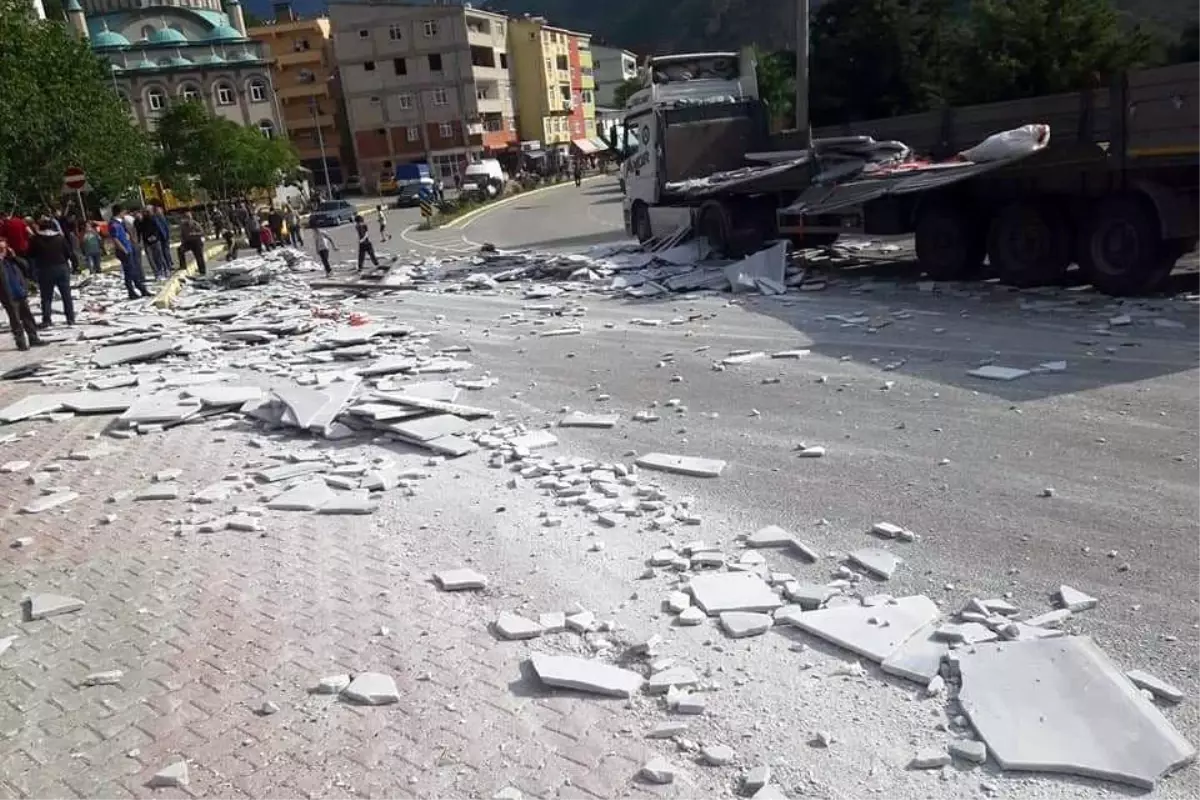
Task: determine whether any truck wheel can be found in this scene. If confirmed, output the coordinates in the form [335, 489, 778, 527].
[987, 201, 1071, 287]
[915, 205, 985, 280]
[631, 202, 652, 244]
[1078, 194, 1169, 296]
[697, 200, 733, 257]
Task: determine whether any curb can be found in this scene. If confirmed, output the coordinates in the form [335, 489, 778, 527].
[441, 174, 607, 230]
[152, 242, 226, 309]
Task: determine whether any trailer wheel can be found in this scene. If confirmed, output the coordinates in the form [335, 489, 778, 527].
[1078, 194, 1169, 296]
[988, 201, 1071, 287]
[631, 202, 653, 244]
[914, 205, 985, 280]
[697, 200, 733, 257]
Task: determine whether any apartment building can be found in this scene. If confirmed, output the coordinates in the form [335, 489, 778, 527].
[328, 0, 517, 187]
[592, 44, 638, 108]
[249, 5, 354, 193]
[508, 15, 605, 166]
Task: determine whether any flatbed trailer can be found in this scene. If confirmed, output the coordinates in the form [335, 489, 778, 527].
[623, 57, 1198, 296]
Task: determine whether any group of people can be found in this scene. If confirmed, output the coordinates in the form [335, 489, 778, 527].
[212, 202, 307, 262]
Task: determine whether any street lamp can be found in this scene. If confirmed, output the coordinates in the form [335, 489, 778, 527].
[308, 96, 333, 199]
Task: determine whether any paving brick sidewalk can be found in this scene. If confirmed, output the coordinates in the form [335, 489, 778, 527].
[0, 349, 679, 800]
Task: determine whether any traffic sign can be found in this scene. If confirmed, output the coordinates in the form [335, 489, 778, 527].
[63, 166, 87, 191]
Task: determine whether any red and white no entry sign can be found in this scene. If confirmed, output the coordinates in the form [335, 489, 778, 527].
[63, 166, 87, 191]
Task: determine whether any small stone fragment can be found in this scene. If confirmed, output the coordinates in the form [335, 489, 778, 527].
[313, 674, 351, 694]
[677, 606, 706, 626]
[949, 739, 987, 765]
[647, 721, 689, 739]
[1126, 669, 1184, 703]
[494, 612, 543, 640]
[434, 568, 487, 591]
[909, 748, 951, 769]
[258, 700, 280, 716]
[24, 593, 85, 621]
[639, 756, 678, 784]
[538, 612, 566, 633]
[744, 765, 772, 793]
[1057, 584, 1098, 612]
[147, 761, 189, 788]
[701, 744, 734, 765]
[341, 672, 400, 705]
[81, 670, 124, 686]
[719, 611, 773, 638]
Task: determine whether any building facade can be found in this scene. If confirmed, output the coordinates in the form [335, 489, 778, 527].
[249, 7, 354, 193]
[328, 0, 517, 188]
[70, 0, 282, 136]
[508, 16, 603, 165]
[592, 44, 638, 108]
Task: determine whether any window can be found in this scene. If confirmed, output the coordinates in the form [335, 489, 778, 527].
[422, 19, 437, 37]
[180, 84, 200, 102]
[147, 88, 166, 111]
[358, 29, 369, 39]
[431, 87, 447, 105]
[581, 90, 593, 105]
[369, 95, 380, 106]
[406, 125, 419, 141]
[258, 120, 275, 138]
[293, 38, 310, 51]
[398, 93, 413, 109]
[499, 52, 508, 69]
[215, 82, 234, 105]
[363, 60, 375, 72]
[248, 80, 267, 103]
[438, 122, 452, 138]
[427, 53, 442, 72]
[388, 23, 403, 41]
[140, 24, 155, 40]
[393, 57, 406, 75]
[298, 69, 315, 84]
[555, 55, 568, 71]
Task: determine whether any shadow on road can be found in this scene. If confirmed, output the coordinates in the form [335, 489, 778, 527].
[513, 230, 631, 251]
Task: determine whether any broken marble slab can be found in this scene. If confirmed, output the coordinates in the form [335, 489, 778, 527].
[119, 394, 202, 425]
[147, 761, 189, 788]
[434, 568, 487, 591]
[639, 756, 678, 784]
[1057, 584, 1098, 612]
[847, 548, 903, 579]
[720, 611, 774, 638]
[266, 478, 335, 511]
[21, 491, 79, 514]
[958, 637, 1196, 789]
[635, 452, 726, 478]
[92, 338, 179, 368]
[254, 461, 326, 483]
[384, 380, 461, 402]
[745, 525, 792, 548]
[558, 412, 620, 428]
[372, 392, 494, 419]
[316, 491, 378, 515]
[494, 612, 543, 640]
[725, 241, 787, 293]
[341, 672, 400, 705]
[967, 365, 1031, 381]
[689, 572, 783, 615]
[787, 595, 940, 663]
[646, 666, 699, 694]
[419, 435, 478, 458]
[528, 654, 644, 698]
[880, 622, 950, 684]
[1126, 669, 1184, 704]
[306, 378, 362, 434]
[509, 430, 558, 450]
[23, 593, 85, 621]
[356, 356, 418, 377]
[184, 385, 266, 407]
[275, 384, 336, 429]
[347, 403, 425, 422]
[58, 391, 135, 414]
[0, 393, 72, 424]
[387, 413, 471, 442]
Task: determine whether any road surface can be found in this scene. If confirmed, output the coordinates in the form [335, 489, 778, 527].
[0, 175, 1196, 800]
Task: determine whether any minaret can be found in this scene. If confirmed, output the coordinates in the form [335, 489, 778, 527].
[227, 0, 246, 36]
[66, 0, 88, 38]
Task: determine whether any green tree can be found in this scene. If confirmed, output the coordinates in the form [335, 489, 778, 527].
[754, 47, 795, 131]
[611, 76, 644, 109]
[0, 0, 150, 211]
[155, 101, 298, 201]
[951, 0, 1156, 104]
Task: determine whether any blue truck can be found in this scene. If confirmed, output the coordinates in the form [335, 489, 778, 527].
[390, 163, 435, 206]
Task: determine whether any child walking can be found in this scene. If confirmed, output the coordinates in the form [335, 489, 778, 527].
[355, 214, 379, 270]
[375, 205, 390, 242]
[313, 226, 337, 276]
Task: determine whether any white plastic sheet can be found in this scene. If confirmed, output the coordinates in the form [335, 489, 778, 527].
[959, 124, 1051, 163]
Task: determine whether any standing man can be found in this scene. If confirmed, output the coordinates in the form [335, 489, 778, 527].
[109, 205, 150, 300]
[267, 205, 284, 245]
[137, 208, 169, 279]
[311, 219, 337, 276]
[152, 205, 173, 274]
[177, 211, 207, 275]
[0, 236, 40, 350]
[285, 206, 303, 247]
[354, 213, 379, 271]
[26, 217, 76, 327]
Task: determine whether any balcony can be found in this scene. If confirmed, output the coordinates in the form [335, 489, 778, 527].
[277, 83, 330, 101]
[277, 49, 323, 67]
[466, 24, 497, 48]
[475, 96, 506, 115]
[286, 113, 334, 129]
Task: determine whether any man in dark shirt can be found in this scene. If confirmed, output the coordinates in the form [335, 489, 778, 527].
[136, 210, 169, 279]
[177, 211, 207, 275]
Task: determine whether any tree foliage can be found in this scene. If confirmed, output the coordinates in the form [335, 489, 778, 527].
[155, 101, 299, 200]
[611, 76, 644, 109]
[754, 47, 795, 130]
[0, 0, 150, 211]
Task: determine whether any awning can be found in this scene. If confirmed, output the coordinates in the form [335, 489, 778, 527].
[590, 137, 611, 152]
[571, 138, 599, 155]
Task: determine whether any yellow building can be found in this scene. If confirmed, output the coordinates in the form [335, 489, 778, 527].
[248, 7, 354, 193]
[508, 15, 600, 163]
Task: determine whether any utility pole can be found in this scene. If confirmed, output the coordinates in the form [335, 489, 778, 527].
[309, 96, 333, 199]
[795, 0, 810, 149]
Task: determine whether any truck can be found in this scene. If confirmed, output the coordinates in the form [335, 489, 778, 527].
[379, 162, 431, 196]
[620, 51, 1199, 295]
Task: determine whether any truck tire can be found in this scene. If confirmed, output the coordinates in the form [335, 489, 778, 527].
[987, 201, 1071, 287]
[914, 204, 985, 280]
[697, 200, 734, 257]
[631, 202, 653, 244]
[1078, 194, 1171, 296]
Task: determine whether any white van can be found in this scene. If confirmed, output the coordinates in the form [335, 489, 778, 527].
[461, 159, 507, 197]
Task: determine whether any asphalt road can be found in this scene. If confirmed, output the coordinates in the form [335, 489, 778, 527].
[343, 175, 1199, 797]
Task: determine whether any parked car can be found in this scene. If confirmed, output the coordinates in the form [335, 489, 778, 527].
[394, 178, 436, 208]
[308, 200, 356, 227]
[341, 175, 363, 196]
